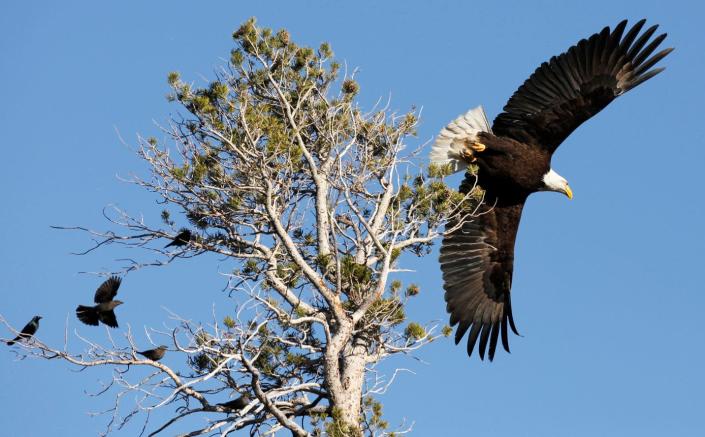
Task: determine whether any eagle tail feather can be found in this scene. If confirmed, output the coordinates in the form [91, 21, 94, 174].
[429, 105, 492, 174]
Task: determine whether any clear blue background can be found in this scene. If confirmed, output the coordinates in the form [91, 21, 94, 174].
[2, 1, 703, 436]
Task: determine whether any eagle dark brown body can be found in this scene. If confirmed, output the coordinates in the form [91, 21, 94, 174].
[475, 132, 552, 198]
[431, 19, 672, 360]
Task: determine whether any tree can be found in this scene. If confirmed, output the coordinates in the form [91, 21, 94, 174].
[2, 18, 482, 436]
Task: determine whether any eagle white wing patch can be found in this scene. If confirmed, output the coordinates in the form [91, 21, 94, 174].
[429, 105, 492, 174]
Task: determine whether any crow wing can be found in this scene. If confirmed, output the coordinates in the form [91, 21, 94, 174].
[94, 276, 121, 303]
[7, 318, 39, 345]
[19, 319, 39, 337]
[99, 310, 119, 328]
[492, 19, 672, 153]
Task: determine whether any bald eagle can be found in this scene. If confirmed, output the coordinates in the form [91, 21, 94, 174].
[430, 20, 672, 361]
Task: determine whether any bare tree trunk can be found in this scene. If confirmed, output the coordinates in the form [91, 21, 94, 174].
[322, 323, 368, 435]
[337, 341, 368, 433]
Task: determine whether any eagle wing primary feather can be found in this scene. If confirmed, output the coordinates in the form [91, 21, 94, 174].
[440, 176, 522, 361]
[94, 276, 121, 303]
[492, 19, 673, 153]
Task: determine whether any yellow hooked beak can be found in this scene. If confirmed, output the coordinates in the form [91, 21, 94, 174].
[564, 184, 573, 200]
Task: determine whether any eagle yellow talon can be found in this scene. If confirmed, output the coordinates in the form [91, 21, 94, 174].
[461, 149, 477, 162]
[460, 141, 485, 163]
[471, 142, 486, 152]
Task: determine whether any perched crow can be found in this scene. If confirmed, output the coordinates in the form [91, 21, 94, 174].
[218, 393, 252, 412]
[7, 315, 42, 346]
[164, 229, 192, 248]
[137, 345, 168, 361]
[76, 276, 124, 328]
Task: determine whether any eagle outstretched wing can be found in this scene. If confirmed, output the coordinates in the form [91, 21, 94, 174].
[440, 176, 523, 361]
[492, 19, 672, 152]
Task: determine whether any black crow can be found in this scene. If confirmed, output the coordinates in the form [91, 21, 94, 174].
[218, 393, 252, 412]
[137, 345, 168, 361]
[7, 315, 42, 345]
[76, 276, 124, 328]
[164, 229, 192, 248]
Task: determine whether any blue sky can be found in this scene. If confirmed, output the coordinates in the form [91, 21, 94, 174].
[2, 1, 704, 436]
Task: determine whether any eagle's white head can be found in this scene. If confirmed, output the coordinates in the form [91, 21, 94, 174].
[542, 168, 573, 199]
